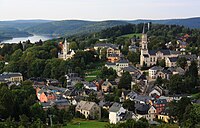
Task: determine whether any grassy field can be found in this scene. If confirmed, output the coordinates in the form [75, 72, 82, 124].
[64, 119, 107, 128]
[119, 33, 142, 39]
[85, 69, 101, 82]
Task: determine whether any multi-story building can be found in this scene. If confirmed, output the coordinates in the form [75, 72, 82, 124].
[76, 101, 101, 119]
[140, 27, 180, 67]
[0, 72, 23, 83]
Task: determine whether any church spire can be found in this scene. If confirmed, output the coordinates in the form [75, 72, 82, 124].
[142, 23, 145, 34]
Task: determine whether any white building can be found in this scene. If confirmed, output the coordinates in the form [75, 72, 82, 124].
[109, 103, 126, 124]
[105, 59, 129, 72]
[148, 66, 163, 79]
[58, 39, 75, 60]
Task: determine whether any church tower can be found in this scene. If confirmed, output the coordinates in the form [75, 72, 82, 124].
[140, 24, 149, 67]
[63, 39, 70, 55]
[141, 24, 148, 55]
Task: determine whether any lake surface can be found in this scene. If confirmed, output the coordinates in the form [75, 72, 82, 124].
[1, 35, 55, 43]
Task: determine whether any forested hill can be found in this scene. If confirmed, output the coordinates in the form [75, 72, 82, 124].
[24, 20, 128, 36]
[0, 17, 200, 42]
[128, 17, 200, 29]
[24, 17, 200, 36]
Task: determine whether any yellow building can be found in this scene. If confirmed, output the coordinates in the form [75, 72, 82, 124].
[76, 101, 101, 120]
[0, 72, 23, 83]
[157, 113, 170, 123]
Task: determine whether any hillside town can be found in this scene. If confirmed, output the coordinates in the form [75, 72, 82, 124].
[0, 24, 200, 128]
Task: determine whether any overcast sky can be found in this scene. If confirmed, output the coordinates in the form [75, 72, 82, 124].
[0, 0, 199, 21]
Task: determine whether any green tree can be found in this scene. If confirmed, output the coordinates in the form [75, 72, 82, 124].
[123, 99, 135, 111]
[127, 51, 140, 64]
[177, 57, 187, 69]
[69, 41, 78, 50]
[118, 72, 132, 90]
[10, 49, 23, 61]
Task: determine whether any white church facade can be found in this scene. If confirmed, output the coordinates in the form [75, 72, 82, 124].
[58, 39, 75, 60]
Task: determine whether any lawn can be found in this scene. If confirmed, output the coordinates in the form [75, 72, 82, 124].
[85, 69, 101, 82]
[64, 119, 107, 128]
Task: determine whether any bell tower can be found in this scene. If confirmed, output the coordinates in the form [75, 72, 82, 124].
[140, 24, 149, 67]
[63, 39, 70, 55]
[141, 24, 148, 55]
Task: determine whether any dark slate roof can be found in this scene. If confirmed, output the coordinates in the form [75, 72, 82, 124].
[123, 66, 138, 72]
[94, 43, 118, 49]
[135, 103, 150, 115]
[106, 62, 116, 66]
[154, 99, 167, 105]
[0, 72, 22, 79]
[117, 58, 129, 63]
[134, 95, 152, 102]
[179, 54, 197, 61]
[160, 69, 172, 74]
[149, 50, 157, 55]
[149, 66, 163, 71]
[169, 57, 178, 62]
[137, 73, 146, 80]
[149, 49, 179, 55]
[109, 102, 122, 112]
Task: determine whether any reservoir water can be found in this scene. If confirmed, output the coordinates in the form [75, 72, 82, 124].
[1, 35, 55, 43]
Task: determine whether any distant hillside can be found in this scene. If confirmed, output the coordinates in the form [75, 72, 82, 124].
[128, 17, 200, 28]
[0, 17, 199, 42]
[0, 27, 32, 42]
[25, 20, 129, 36]
[0, 20, 53, 30]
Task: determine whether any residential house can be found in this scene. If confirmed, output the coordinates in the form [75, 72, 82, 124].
[133, 95, 153, 105]
[41, 99, 70, 110]
[106, 47, 121, 63]
[168, 67, 185, 75]
[105, 58, 129, 72]
[148, 66, 163, 80]
[94, 79, 104, 91]
[157, 110, 170, 123]
[129, 44, 139, 52]
[120, 90, 131, 102]
[147, 106, 157, 121]
[135, 103, 149, 119]
[179, 54, 197, 66]
[153, 99, 167, 114]
[101, 79, 117, 92]
[76, 101, 101, 119]
[36, 88, 57, 102]
[65, 73, 82, 87]
[126, 91, 138, 101]
[156, 69, 171, 80]
[29, 77, 46, 85]
[109, 102, 127, 124]
[148, 86, 163, 97]
[83, 81, 97, 91]
[165, 57, 178, 67]
[119, 65, 140, 77]
[94, 43, 118, 51]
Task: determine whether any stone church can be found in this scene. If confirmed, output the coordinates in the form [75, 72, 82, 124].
[140, 27, 180, 67]
[58, 39, 75, 60]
